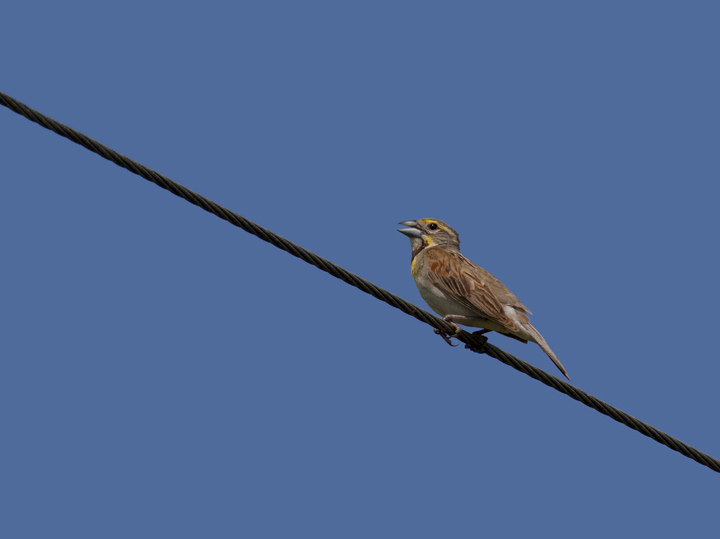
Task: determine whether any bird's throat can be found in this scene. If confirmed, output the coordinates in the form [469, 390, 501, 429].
[411, 243, 426, 263]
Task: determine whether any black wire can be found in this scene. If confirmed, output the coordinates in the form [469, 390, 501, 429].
[2, 90, 718, 475]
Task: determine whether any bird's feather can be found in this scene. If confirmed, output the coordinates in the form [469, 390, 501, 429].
[425, 248, 530, 333]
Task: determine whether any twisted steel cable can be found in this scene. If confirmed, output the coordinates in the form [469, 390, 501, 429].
[2, 90, 718, 474]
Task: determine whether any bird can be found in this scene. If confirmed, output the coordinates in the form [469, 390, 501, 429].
[398, 218, 569, 380]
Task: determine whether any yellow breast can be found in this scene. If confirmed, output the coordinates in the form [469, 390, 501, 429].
[411, 249, 426, 278]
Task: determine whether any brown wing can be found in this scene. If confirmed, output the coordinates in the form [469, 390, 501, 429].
[425, 248, 529, 332]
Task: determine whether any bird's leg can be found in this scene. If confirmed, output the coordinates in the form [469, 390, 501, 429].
[442, 315, 489, 336]
[434, 315, 493, 346]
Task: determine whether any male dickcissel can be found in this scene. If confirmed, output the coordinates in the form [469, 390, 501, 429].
[398, 218, 569, 380]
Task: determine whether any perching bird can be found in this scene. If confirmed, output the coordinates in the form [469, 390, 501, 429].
[398, 218, 569, 380]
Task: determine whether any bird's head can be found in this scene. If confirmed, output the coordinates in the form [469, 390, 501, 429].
[397, 219, 461, 257]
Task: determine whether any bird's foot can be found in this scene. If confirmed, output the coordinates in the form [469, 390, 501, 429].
[441, 316, 464, 337]
[433, 328, 458, 347]
[434, 317, 463, 346]
[469, 330, 489, 346]
[463, 330, 489, 354]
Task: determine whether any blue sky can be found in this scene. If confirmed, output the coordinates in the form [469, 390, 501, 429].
[2, 2, 719, 537]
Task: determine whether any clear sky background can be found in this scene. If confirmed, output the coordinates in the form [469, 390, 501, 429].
[2, 2, 719, 537]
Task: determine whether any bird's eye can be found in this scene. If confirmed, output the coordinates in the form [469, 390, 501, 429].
[428, 223, 439, 231]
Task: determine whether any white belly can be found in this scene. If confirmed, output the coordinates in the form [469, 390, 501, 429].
[415, 278, 531, 338]
[418, 282, 476, 318]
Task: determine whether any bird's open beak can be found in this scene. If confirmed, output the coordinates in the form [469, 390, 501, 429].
[397, 220, 422, 238]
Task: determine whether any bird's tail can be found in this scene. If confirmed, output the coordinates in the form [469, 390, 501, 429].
[523, 323, 570, 381]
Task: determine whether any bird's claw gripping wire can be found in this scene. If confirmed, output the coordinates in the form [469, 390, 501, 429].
[464, 330, 489, 353]
[434, 328, 458, 346]
[435, 320, 479, 347]
[435, 318, 480, 347]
